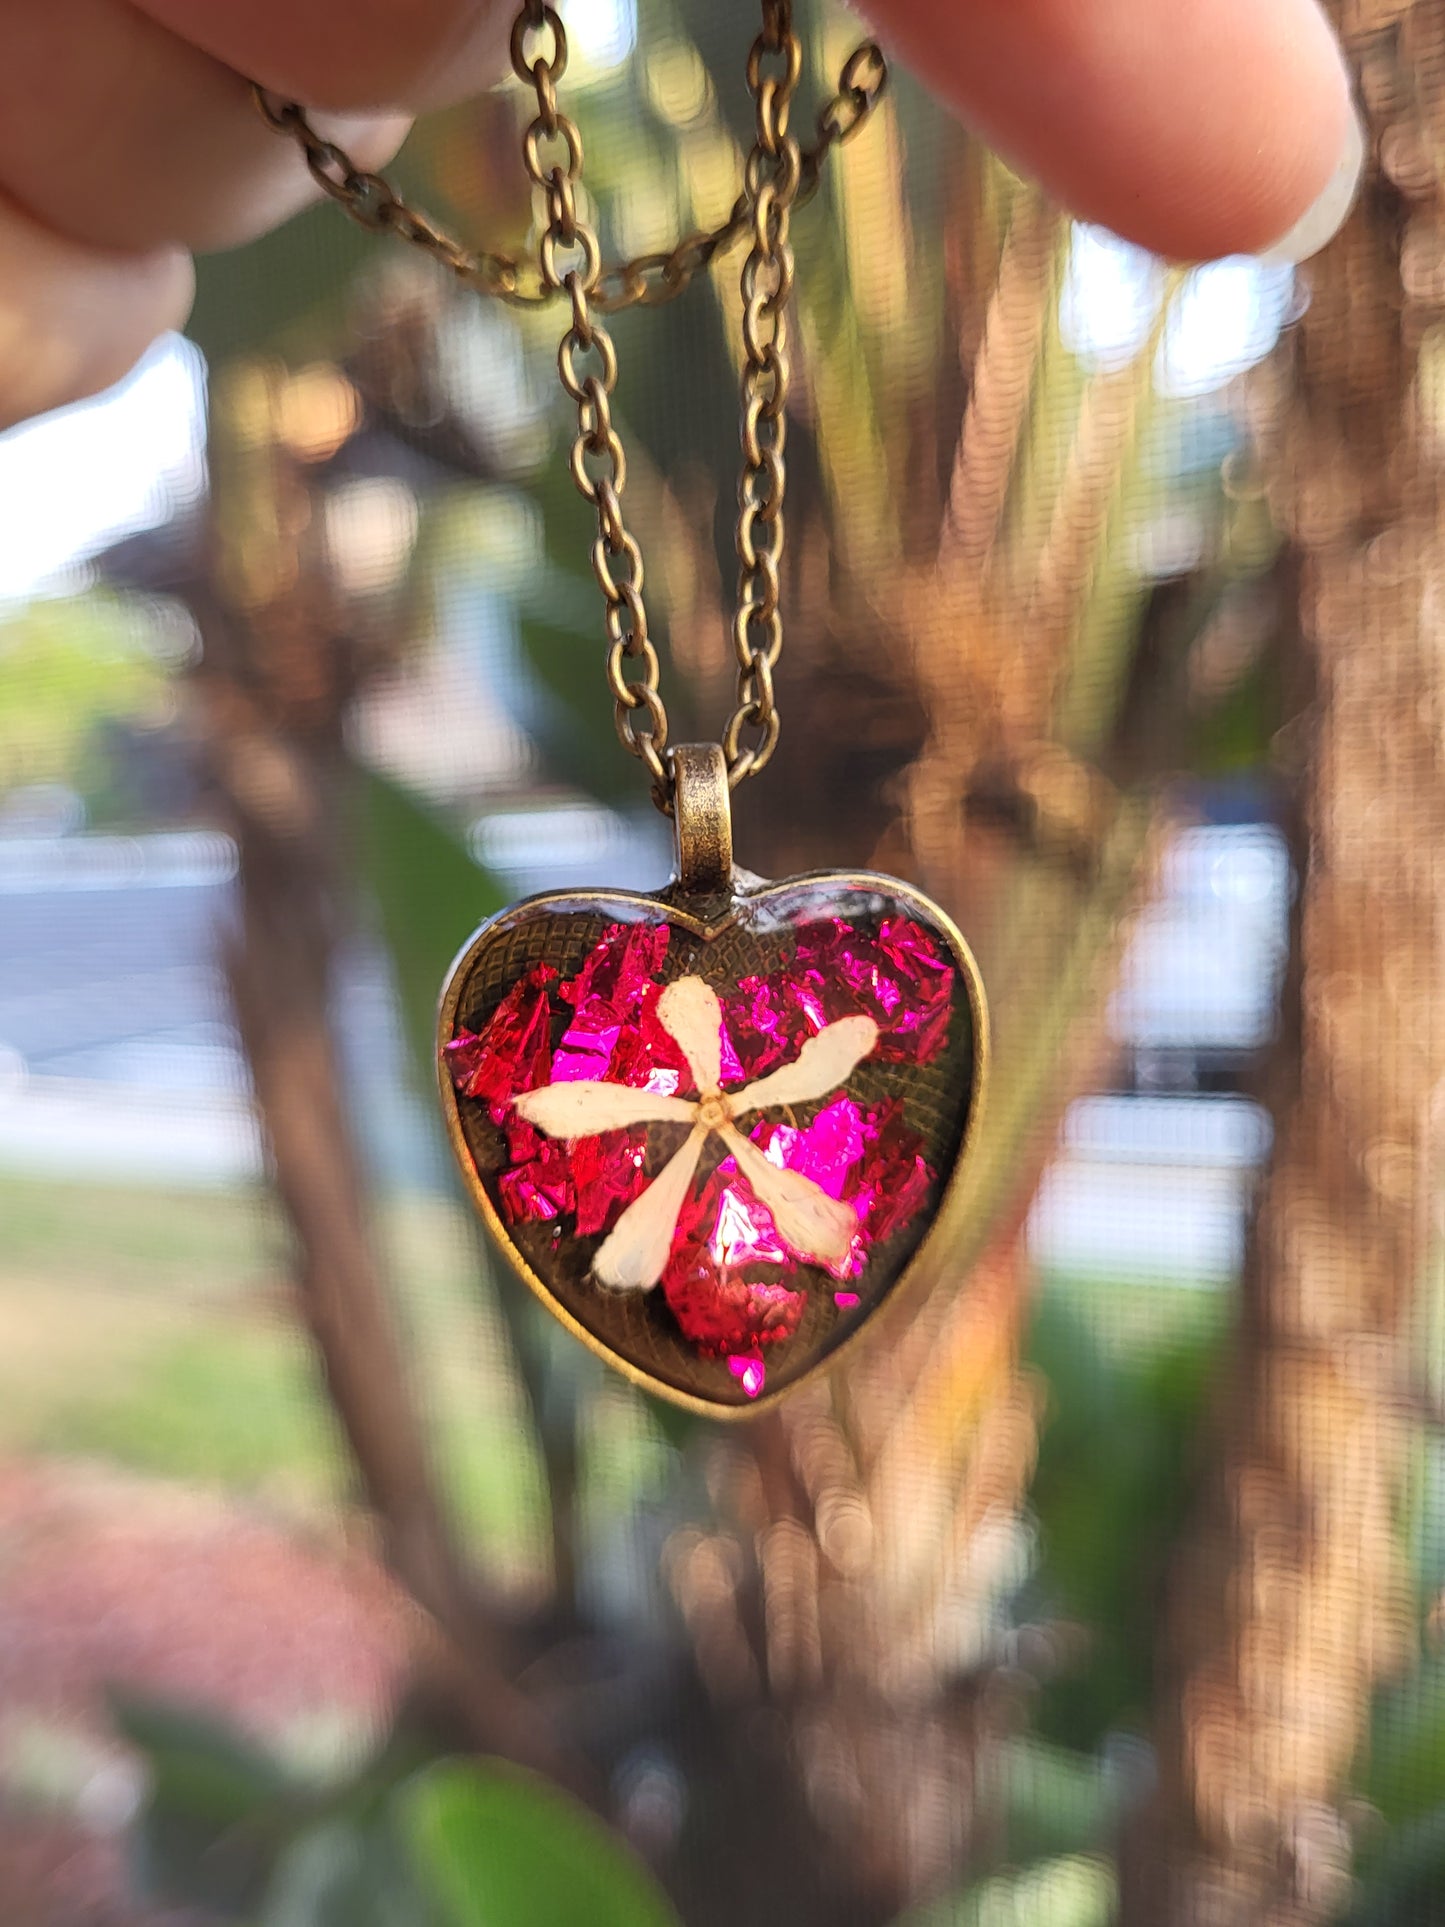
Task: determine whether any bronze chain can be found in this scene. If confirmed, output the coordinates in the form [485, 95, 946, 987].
[255, 2, 886, 810]
[253, 39, 885, 315]
[724, 6, 800, 787]
[512, 3, 669, 795]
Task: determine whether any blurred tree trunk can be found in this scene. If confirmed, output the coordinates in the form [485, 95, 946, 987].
[195, 360, 575, 1787]
[667, 160, 1186, 1923]
[1124, 8, 1445, 1919]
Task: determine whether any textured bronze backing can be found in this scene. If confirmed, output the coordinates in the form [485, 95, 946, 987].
[437, 871, 986, 1416]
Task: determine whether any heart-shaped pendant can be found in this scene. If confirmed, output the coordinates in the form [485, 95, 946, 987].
[437, 751, 987, 1416]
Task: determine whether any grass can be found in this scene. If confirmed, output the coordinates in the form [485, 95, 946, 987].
[1024, 1269, 1230, 1749]
[0, 1168, 1232, 1610]
[40, 1316, 347, 1504]
[0, 1172, 282, 1295]
[0, 1172, 551, 1584]
[1031, 1266, 1231, 1364]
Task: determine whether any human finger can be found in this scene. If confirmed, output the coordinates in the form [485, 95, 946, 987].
[860, 0, 1358, 262]
[0, 191, 193, 431]
[133, 0, 511, 113]
[0, 0, 411, 255]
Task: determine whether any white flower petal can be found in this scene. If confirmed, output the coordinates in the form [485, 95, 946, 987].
[593, 1123, 710, 1291]
[731, 1014, 879, 1116]
[514, 1081, 697, 1137]
[719, 1123, 858, 1266]
[657, 975, 724, 1095]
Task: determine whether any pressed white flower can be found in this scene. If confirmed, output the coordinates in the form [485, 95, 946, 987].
[514, 974, 879, 1290]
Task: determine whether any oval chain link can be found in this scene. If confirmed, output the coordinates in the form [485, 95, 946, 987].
[255, 3, 885, 809]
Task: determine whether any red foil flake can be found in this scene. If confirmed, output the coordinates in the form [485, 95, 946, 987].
[497, 1134, 575, 1222]
[850, 1098, 936, 1247]
[668, 1159, 788, 1275]
[663, 1263, 805, 1356]
[570, 1127, 650, 1237]
[504, 1114, 543, 1165]
[445, 962, 558, 1124]
[558, 919, 669, 1013]
[663, 1094, 939, 1313]
[610, 981, 690, 1097]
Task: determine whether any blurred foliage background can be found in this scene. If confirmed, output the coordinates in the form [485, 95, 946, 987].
[1, 0, 1444, 1922]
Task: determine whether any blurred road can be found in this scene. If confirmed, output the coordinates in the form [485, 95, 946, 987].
[0, 825, 1286, 1278]
[0, 835, 256, 1183]
[0, 833, 440, 1188]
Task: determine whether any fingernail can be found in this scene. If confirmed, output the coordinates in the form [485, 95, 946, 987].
[1257, 102, 1366, 267]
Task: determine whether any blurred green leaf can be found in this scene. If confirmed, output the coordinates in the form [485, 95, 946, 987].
[1342, 1805, 1445, 1926]
[113, 1692, 297, 1819]
[990, 1737, 1128, 1867]
[892, 1851, 1117, 1927]
[1188, 646, 1282, 777]
[113, 1693, 302, 1915]
[1025, 1284, 1223, 1749]
[516, 611, 642, 802]
[189, 205, 376, 365]
[641, 1389, 704, 1453]
[260, 1817, 429, 1927]
[0, 594, 166, 797]
[508, 454, 672, 805]
[357, 765, 567, 1495]
[357, 765, 506, 1084]
[400, 1760, 681, 1927]
[1360, 1654, 1445, 1829]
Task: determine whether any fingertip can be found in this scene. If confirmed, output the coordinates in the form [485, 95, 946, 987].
[0, 194, 195, 430]
[1144, 7, 1358, 263]
[1255, 95, 1365, 269]
[194, 109, 413, 253]
[83, 246, 197, 396]
[863, 0, 1359, 264]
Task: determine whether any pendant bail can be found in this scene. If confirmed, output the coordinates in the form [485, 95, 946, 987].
[670, 744, 734, 895]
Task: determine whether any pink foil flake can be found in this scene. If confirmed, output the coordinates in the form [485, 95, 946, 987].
[727, 1356, 767, 1398]
[726, 972, 795, 1075]
[762, 1096, 867, 1199]
[725, 915, 954, 1075]
[750, 1095, 932, 1280]
[449, 908, 953, 1356]
[663, 1260, 805, 1356]
[755, 1123, 864, 1281]
[553, 923, 670, 1084]
[793, 917, 954, 1063]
